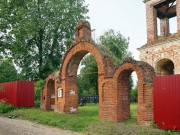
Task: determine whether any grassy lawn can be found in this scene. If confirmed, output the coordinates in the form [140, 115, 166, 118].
[2, 104, 99, 132]
[1, 103, 177, 135]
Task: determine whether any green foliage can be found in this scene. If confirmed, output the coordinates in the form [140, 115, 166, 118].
[89, 88, 96, 95]
[98, 29, 131, 65]
[81, 90, 88, 96]
[35, 80, 44, 101]
[0, 0, 88, 80]
[165, 130, 178, 135]
[0, 59, 22, 83]
[0, 103, 15, 113]
[78, 29, 132, 96]
[130, 85, 138, 102]
[34, 100, 40, 108]
[34, 80, 44, 107]
[78, 55, 98, 96]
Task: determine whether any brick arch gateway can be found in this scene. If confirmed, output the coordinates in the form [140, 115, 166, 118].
[113, 59, 155, 124]
[41, 20, 155, 125]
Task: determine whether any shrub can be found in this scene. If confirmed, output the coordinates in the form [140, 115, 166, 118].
[0, 103, 15, 113]
[34, 80, 44, 108]
[35, 100, 40, 108]
[35, 80, 44, 100]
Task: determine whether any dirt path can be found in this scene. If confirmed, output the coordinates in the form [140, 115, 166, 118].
[0, 117, 83, 135]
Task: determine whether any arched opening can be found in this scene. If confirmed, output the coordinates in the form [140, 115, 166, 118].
[156, 58, 174, 76]
[77, 54, 99, 113]
[117, 70, 140, 122]
[57, 38, 118, 123]
[117, 70, 131, 121]
[57, 20, 118, 121]
[78, 54, 98, 103]
[64, 50, 100, 113]
[47, 79, 55, 110]
[114, 60, 155, 124]
[130, 71, 138, 122]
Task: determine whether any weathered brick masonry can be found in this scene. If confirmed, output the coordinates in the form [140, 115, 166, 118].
[40, 74, 55, 110]
[40, 72, 60, 110]
[40, 20, 155, 124]
[113, 58, 155, 124]
[138, 0, 180, 75]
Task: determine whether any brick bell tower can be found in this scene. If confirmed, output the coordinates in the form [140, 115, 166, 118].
[138, 0, 180, 76]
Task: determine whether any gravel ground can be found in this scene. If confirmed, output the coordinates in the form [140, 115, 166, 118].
[0, 117, 83, 135]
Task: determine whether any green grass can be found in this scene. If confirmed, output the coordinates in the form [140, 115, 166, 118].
[2, 104, 98, 132]
[123, 102, 138, 124]
[1, 103, 177, 135]
[130, 102, 138, 118]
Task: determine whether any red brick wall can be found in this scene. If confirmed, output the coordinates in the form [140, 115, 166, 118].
[41, 20, 156, 125]
[160, 17, 169, 37]
[40, 74, 55, 110]
[113, 58, 155, 124]
[146, 2, 157, 43]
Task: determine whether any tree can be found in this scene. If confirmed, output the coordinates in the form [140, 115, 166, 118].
[130, 85, 138, 102]
[34, 79, 44, 107]
[77, 55, 98, 96]
[78, 29, 131, 96]
[0, 0, 88, 80]
[0, 59, 22, 83]
[98, 29, 131, 65]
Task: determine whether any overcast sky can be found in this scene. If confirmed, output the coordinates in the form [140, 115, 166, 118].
[85, 0, 147, 60]
[85, 0, 177, 60]
[84, 0, 177, 84]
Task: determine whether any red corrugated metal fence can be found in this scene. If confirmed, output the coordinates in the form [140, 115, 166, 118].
[0, 81, 34, 107]
[154, 74, 180, 130]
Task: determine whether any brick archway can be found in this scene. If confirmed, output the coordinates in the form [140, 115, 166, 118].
[41, 20, 156, 124]
[54, 20, 116, 118]
[40, 74, 55, 110]
[113, 58, 155, 124]
[47, 79, 55, 110]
